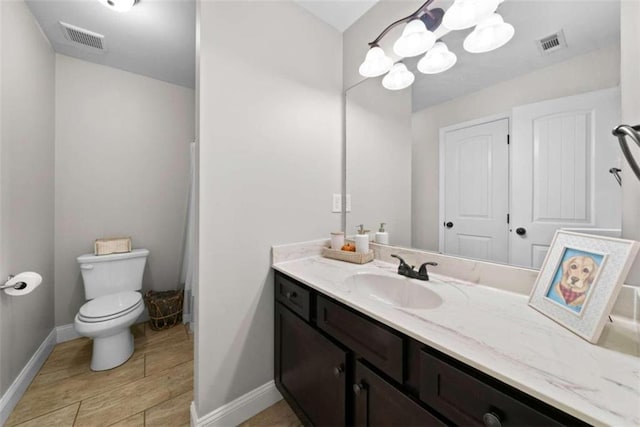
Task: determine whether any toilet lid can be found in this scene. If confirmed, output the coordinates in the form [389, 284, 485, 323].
[79, 291, 142, 320]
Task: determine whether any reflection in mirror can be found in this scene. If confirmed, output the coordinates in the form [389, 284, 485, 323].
[346, 0, 622, 269]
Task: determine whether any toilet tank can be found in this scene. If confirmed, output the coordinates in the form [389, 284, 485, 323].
[77, 249, 149, 300]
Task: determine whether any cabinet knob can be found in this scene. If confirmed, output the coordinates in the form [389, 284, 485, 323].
[353, 383, 367, 395]
[333, 366, 344, 377]
[482, 412, 502, 427]
[285, 291, 297, 300]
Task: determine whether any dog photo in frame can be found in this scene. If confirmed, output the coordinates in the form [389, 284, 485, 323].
[529, 230, 639, 343]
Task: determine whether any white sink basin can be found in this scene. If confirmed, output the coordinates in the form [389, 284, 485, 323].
[343, 273, 443, 310]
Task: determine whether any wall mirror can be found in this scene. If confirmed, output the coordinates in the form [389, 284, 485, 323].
[346, 0, 622, 269]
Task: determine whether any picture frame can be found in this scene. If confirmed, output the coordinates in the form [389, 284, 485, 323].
[528, 230, 639, 343]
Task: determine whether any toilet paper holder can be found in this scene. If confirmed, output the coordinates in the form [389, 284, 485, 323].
[1, 275, 28, 291]
[1, 272, 43, 296]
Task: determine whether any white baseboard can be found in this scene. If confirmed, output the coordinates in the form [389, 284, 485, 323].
[190, 380, 282, 427]
[0, 329, 56, 425]
[55, 323, 81, 343]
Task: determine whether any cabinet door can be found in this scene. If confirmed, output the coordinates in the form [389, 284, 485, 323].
[353, 360, 445, 427]
[275, 303, 347, 426]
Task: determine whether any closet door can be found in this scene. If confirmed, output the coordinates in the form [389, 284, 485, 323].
[510, 87, 621, 268]
[442, 118, 510, 263]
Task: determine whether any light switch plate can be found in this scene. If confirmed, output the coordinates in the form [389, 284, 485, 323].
[346, 194, 352, 212]
[332, 194, 341, 213]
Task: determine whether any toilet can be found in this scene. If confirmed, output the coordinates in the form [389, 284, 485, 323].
[74, 249, 149, 371]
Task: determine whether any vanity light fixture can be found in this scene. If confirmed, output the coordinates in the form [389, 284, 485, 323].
[359, 0, 514, 90]
[463, 13, 515, 53]
[98, 0, 138, 12]
[382, 63, 415, 91]
[417, 42, 457, 74]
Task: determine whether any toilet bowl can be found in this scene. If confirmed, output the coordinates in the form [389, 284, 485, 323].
[74, 248, 150, 371]
[74, 290, 145, 371]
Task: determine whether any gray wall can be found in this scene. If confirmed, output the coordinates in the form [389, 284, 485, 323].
[620, 2, 640, 286]
[197, 0, 342, 416]
[346, 78, 412, 246]
[55, 55, 195, 326]
[0, 0, 55, 394]
[411, 45, 621, 251]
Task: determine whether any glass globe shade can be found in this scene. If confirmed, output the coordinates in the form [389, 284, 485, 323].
[359, 46, 394, 78]
[417, 42, 457, 74]
[463, 13, 515, 53]
[382, 63, 415, 91]
[393, 19, 436, 58]
[442, 0, 501, 30]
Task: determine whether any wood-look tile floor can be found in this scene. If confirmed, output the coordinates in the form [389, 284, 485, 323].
[7, 323, 193, 427]
[240, 400, 302, 427]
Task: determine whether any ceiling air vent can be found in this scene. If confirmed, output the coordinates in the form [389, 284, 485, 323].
[60, 22, 106, 51]
[537, 30, 567, 55]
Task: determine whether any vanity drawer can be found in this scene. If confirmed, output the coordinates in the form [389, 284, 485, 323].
[316, 295, 404, 383]
[275, 273, 311, 321]
[419, 349, 566, 426]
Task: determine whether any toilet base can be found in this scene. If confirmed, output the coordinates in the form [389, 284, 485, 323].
[91, 328, 134, 371]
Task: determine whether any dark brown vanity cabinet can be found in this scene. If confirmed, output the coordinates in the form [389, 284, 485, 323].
[275, 302, 348, 426]
[316, 295, 404, 383]
[353, 360, 445, 427]
[274, 271, 584, 427]
[419, 350, 568, 426]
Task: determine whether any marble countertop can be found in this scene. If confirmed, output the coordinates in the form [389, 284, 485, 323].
[272, 256, 640, 426]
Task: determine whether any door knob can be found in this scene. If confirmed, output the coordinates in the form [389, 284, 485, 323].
[444, 221, 454, 229]
[515, 227, 527, 236]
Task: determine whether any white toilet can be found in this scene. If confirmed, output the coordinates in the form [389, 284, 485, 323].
[74, 249, 149, 371]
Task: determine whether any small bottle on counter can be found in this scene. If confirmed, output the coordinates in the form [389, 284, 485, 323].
[354, 224, 370, 254]
[330, 231, 345, 250]
[375, 223, 389, 245]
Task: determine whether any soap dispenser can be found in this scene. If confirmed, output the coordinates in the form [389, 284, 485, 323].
[354, 224, 370, 254]
[375, 223, 389, 245]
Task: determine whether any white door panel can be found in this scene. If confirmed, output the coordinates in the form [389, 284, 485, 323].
[443, 119, 509, 263]
[511, 87, 621, 268]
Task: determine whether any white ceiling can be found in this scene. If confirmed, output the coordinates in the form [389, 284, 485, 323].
[25, 0, 196, 88]
[295, 0, 379, 32]
[23, 0, 619, 101]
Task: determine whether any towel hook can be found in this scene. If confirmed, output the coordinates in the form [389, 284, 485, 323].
[612, 124, 640, 183]
[609, 167, 622, 186]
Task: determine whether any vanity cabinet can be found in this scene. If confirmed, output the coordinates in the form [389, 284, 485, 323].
[316, 295, 404, 383]
[274, 271, 585, 427]
[420, 349, 566, 426]
[354, 360, 445, 427]
[275, 302, 348, 426]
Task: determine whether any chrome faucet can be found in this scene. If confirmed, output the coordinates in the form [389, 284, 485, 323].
[391, 254, 438, 281]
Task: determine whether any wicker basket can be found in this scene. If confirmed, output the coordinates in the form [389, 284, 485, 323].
[94, 237, 132, 255]
[143, 290, 184, 331]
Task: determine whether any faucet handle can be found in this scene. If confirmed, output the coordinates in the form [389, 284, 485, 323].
[391, 254, 407, 265]
[418, 262, 438, 280]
